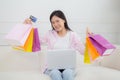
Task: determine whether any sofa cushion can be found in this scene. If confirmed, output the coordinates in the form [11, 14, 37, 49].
[75, 66, 120, 80]
[0, 72, 50, 80]
[100, 47, 120, 70]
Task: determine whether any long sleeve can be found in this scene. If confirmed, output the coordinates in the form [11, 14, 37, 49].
[70, 32, 85, 55]
[39, 30, 57, 49]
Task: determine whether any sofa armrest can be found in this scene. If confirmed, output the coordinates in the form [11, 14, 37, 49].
[100, 45, 120, 70]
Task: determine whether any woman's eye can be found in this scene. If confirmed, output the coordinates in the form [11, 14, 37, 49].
[51, 22, 55, 24]
[51, 20, 60, 24]
[56, 20, 59, 23]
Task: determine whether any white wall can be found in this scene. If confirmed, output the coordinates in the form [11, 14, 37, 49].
[0, 0, 120, 45]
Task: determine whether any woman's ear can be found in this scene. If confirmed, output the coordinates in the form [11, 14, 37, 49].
[63, 20, 65, 23]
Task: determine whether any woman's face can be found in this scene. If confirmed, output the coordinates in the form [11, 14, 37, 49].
[51, 16, 65, 32]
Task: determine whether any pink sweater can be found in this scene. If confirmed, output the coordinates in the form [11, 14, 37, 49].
[40, 30, 85, 54]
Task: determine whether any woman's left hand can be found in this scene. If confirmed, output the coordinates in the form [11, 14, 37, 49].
[86, 27, 92, 37]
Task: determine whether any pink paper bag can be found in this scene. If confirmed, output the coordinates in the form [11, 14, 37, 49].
[5, 24, 32, 46]
[89, 34, 116, 56]
[32, 28, 41, 52]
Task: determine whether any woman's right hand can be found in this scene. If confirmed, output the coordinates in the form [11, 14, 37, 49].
[23, 18, 32, 25]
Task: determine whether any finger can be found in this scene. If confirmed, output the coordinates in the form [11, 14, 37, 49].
[23, 18, 32, 24]
[86, 27, 91, 34]
[86, 27, 89, 37]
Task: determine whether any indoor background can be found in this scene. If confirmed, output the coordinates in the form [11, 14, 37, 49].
[0, 0, 120, 45]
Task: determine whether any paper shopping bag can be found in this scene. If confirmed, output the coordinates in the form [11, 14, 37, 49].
[14, 28, 34, 52]
[5, 24, 32, 46]
[89, 34, 116, 56]
[86, 37, 100, 60]
[84, 43, 91, 64]
[23, 28, 34, 52]
[32, 28, 41, 52]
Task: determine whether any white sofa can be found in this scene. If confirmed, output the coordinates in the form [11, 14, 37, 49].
[0, 45, 120, 80]
[75, 45, 120, 80]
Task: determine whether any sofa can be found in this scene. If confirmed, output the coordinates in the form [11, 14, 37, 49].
[0, 45, 120, 80]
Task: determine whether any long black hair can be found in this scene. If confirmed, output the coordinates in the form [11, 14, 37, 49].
[50, 10, 72, 31]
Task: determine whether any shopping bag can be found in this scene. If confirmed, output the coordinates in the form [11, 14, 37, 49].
[32, 28, 41, 52]
[84, 43, 91, 64]
[14, 28, 34, 52]
[5, 24, 32, 46]
[86, 37, 100, 60]
[23, 28, 34, 52]
[89, 34, 116, 56]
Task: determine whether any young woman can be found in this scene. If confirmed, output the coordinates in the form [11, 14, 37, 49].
[24, 10, 85, 80]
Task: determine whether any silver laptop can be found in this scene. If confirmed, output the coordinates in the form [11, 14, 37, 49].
[46, 49, 76, 69]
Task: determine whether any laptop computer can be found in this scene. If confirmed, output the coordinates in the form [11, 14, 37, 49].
[46, 49, 76, 69]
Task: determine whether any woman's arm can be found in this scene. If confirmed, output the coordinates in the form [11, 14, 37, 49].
[70, 32, 85, 55]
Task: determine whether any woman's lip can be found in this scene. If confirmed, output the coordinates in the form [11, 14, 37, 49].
[54, 27, 60, 29]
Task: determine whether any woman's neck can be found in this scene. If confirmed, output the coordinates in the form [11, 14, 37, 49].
[57, 29, 67, 37]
